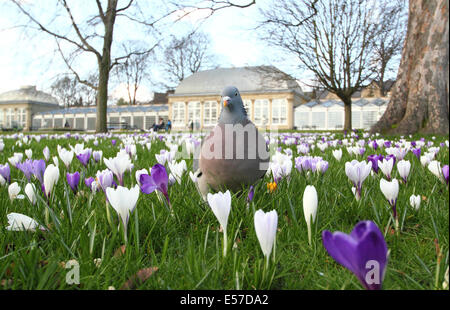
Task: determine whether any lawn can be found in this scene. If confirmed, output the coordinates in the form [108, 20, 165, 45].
[0, 130, 448, 290]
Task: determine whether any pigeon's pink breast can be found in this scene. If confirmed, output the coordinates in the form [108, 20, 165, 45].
[199, 119, 269, 192]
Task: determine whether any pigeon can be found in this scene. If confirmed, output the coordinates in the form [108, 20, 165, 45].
[196, 86, 269, 199]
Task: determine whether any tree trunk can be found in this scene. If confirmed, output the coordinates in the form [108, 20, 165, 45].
[96, 60, 109, 133]
[343, 97, 352, 131]
[371, 0, 449, 135]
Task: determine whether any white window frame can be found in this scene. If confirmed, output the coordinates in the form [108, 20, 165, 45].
[271, 98, 288, 125]
[254, 99, 269, 126]
[172, 101, 185, 126]
[243, 99, 252, 121]
[203, 101, 218, 126]
[188, 101, 201, 129]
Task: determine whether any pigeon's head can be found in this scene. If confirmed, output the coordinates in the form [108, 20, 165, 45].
[219, 86, 247, 124]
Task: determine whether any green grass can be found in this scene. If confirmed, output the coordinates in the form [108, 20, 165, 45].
[0, 132, 448, 290]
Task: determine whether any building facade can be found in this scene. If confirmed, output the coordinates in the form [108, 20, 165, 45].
[0, 85, 60, 130]
[168, 66, 309, 131]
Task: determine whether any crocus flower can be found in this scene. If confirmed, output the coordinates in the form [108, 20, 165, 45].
[66, 172, 81, 194]
[16, 159, 34, 182]
[43, 146, 50, 162]
[105, 185, 140, 242]
[96, 169, 114, 192]
[345, 160, 372, 201]
[207, 190, 232, 257]
[85, 177, 95, 189]
[380, 178, 399, 218]
[246, 185, 254, 205]
[254, 209, 278, 265]
[397, 160, 411, 183]
[168, 160, 187, 184]
[43, 164, 60, 199]
[25, 183, 37, 205]
[332, 149, 342, 161]
[104, 153, 131, 186]
[25, 149, 32, 159]
[111, 139, 117, 146]
[135, 168, 149, 186]
[303, 185, 318, 246]
[428, 160, 444, 183]
[367, 154, 383, 174]
[322, 220, 388, 290]
[409, 194, 421, 210]
[189, 171, 198, 183]
[93, 150, 103, 163]
[0, 163, 11, 184]
[8, 182, 24, 201]
[378, 158, 394, 181]
[442, 165, 449, 185]
[76, 148, 92, 167]
[6, 212, 45, 231]
[58, 149, 74, 169]
[412, 148, 421, 160]
[32, 159, 46, 185]
[140, 164, 170, 206]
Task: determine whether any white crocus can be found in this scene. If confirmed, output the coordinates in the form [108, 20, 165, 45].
[254, 209, 278, 265]
[6, 212, 45, 231]
[332, 149, 342, 161]
[43, 146, 50, 162]
[207, 190, 232, 257]
[105, 185, 140, 242]
[428, 160, 444, 182]
[168, 160, 187, 184]
[397, 160, 411, 183]
[378, 158, 394, 180]
[303, 185, 318, 246]
[43, 164, 60, 198]
[52, 156, 59, 167]
[104, 153, 132, 186]
[409, 194, 421, 211]
[0, 175, 5, 186]
[344, 160, 372, 200]
[58, 148, 74, 169]
[8, 182, 24, 201]
[189, 171, 198, 183]
[25, 183, 37, 205]
[25, 149, 33, 159]
[380, 178, 399, 207]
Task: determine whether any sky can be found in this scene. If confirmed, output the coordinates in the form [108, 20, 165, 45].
[0, 0, 402, 102]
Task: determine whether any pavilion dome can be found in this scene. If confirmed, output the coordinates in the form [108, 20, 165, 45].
[174, 66, 305, 96]
[0, 85, 59, 105]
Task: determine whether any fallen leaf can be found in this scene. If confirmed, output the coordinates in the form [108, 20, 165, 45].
[114, 245, 127, 257]
[120, 267, 158, 290]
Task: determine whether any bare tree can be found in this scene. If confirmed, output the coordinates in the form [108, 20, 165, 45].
[371, 0, 449, 135]
[114, 42, 153, 105]
[258, 0, 387, 131]
[371, 2, 407, 97]
[50, 76, 79, 108]
[10, 0, 166, 132]
[160, 31, 216, 89]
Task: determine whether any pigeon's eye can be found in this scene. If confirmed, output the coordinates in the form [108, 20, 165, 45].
[235, 92, 238, 97]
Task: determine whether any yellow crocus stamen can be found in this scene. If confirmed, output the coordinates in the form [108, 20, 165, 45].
[267, 182, 277, 193]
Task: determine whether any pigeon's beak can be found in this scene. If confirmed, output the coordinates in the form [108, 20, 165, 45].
[223, 96, 231, 108]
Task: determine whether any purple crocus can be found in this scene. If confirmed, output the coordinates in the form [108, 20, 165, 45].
[32, 159, 46, 185]
[412, 148, 421, 160]
[367, 154, 383, 174]
[246, 185, 254, 205]
[16, 159, 34, 182]
[385, 154, 396, 166]
[111, 139, 117, 146]
[443, 165, 449, 185]
[140, 164, 170, 206]
[322, 221, 388, 290]
[66, 172, 81, 194]
[96, 169, 114, 192]
[0, 163, 11, 184]
[384, 141, 391, 148]
[85, 176, 95, 189]
[76, 149, 92, 167]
